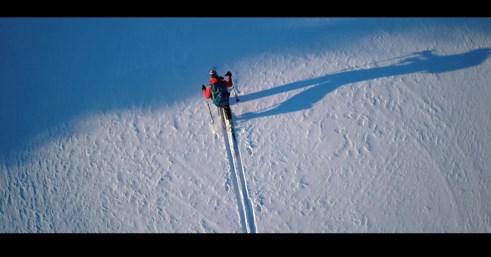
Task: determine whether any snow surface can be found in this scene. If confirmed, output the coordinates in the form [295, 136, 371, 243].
[1, 18, 491, 232]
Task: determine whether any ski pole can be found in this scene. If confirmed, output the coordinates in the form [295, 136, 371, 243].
[233, 87, 240, 103]
[233, 78, 240, 102]
[205, 100, 214, 124]
[202, 84, 215, 124]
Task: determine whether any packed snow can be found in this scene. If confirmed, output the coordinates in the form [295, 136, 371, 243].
[1, 18, 491, 232]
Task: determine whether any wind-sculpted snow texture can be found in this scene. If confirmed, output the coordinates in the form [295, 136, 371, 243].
[1, 18, 491, 232]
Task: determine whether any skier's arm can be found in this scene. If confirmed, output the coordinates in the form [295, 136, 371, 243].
[225, 71, 233, 88]
[202, 85, 212, 99]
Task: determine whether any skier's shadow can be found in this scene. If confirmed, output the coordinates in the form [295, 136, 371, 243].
[237, 48, 491, 121]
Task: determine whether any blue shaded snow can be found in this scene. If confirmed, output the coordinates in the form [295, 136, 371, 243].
[1, 18, 490, 161]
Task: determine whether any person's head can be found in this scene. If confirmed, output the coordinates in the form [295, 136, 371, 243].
[209, 69, 217, 78]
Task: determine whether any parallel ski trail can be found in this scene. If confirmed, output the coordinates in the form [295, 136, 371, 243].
[228, 120, 257, 233]
[220, 114, 248, 233]
[220, 110, 257, 233]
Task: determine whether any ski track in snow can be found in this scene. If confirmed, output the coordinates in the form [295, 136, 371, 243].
[219, 110, 257, 233]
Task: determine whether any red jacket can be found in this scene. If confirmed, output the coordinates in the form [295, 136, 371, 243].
[203, 86, 212, 99]
[203, 74, 233, 100]
[210, 75, 232, 87]
[209, 76, 220, 85]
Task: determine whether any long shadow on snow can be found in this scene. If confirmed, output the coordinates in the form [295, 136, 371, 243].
[238, 48, 491, 121]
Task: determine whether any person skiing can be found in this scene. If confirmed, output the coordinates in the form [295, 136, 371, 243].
[202, 69, 234, 126]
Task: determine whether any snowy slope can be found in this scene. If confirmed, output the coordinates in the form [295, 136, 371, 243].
[1, 18, 491, 232]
